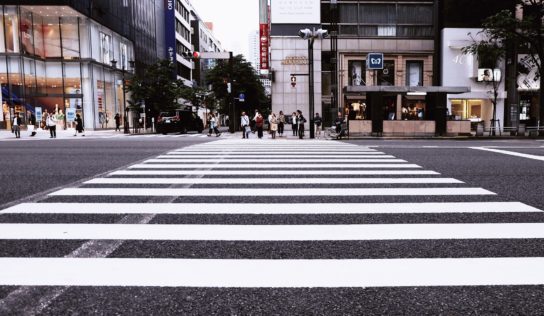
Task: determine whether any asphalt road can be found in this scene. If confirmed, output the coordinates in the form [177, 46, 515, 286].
[0, 136, 543, 314]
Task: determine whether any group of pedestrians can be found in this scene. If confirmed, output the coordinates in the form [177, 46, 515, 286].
[239, 109, 323, 140]
[10, 111, 84, 139]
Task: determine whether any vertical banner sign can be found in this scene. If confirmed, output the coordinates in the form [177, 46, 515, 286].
[35, 107, 42, 122]
[164, 0, 176, 63]
[66, 108, 76, 122]
[259, 0, 269, 71]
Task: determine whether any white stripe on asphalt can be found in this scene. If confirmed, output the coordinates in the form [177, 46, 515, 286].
[3, 202, 537, 215]
[1, 257, 544, 287]
[162, 154, 391, 158]
[128, 163, 422, 169]
[109, 170, 440, 176]
[49, 187, 494, 196]
[144, 158, 407, 163]
[471, 147, 544, 162]
[1, 223, 543, 240]
[85, 177, 463, 185]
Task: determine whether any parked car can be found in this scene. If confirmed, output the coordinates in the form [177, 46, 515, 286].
[156, 109, 204, 134]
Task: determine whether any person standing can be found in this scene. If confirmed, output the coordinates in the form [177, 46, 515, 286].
[297, 110, 306, 139]
[12, 113, 22, 138]
[278, 111, 285, 137]
[28, 113, 36, 136]
[291, 112, 298, 136]
[314, 112, 323, 139]
[255, 112, 264, 139]
[74, 113, 84, 136]
[46, 113, 57, 138]
[269, 112, 278, 139]
[240, 111, 250, 139]
[207, 113, 221, 137]
[114, 113, 121, 132]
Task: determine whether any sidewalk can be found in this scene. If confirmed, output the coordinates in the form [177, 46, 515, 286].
[0, 128, 126, 140]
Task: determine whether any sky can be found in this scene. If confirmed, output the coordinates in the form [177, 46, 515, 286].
[190, 0, 260, 59]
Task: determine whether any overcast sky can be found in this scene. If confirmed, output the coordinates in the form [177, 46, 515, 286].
[191, 0, 260, 59]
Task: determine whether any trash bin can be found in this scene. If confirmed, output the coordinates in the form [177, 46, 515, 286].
[476, 122, 484, 136]
[518, 124, 526, 136]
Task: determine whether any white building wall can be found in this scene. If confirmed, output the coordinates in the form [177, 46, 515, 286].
[271, 37, 321, 119]
[248, 30, 260, 71]
[442, 28, 506, 129]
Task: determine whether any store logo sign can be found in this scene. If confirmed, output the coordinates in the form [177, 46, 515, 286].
[367, 53, 384, 70]
[166, 0, 173, 10]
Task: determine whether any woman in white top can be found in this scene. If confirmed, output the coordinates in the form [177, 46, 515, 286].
[291, 112, 297, 136]
[46, 113, 57, 138]
[207, 113, 221, 137]
[240, 112, 250, 139]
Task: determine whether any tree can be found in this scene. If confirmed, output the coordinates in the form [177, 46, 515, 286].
[206, 54, 268, 130]
[462, 32, 506, 135]
[126, 60, 186, 119]
[480, 0, 544, 133]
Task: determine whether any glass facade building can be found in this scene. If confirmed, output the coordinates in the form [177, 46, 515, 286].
[0, 1, 160, 131]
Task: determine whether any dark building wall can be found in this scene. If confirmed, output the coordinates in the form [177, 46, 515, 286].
[439, 0, 516, 29]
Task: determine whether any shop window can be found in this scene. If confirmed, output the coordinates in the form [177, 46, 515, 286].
[377, 60, 395, 86]
[100, 32, 112, 65]
[120, 42, 128, 70]
[519, 98, 531, 121]
[406, 61, 423, 86]
[61, 17, 80, 59]
[43, 17, 61, 58]
[348, 60, 366, 86]
[3, 8, 19, 53]
[402, 99, 426, 120]
[347, 100, 368, 120]
[20, 10, 34, 56]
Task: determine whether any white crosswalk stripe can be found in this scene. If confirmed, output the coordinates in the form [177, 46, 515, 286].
[1, 138, 543, 294]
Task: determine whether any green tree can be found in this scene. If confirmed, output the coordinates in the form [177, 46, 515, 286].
[126, 60, 186, 117]
[206, 54, 268, 130]
[479, 1, 544, 133]
[462, 32, 506, 135]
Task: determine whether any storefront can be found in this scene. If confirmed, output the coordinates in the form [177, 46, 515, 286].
[0, 5, 135, 130]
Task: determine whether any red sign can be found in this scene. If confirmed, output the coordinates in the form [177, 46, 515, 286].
[259, 23, 269, 70]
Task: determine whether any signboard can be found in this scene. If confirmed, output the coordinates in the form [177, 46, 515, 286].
[271, 0, 320, 24]
[200, 52, 231, 59]
[518, 54, 540, 90]
[35, 107, 42, 122]
[259, 23, 269, 70]
[239, 93, 245, 102]
[164, 0, 176, 63]
[367, 53, 384, 70]
[477, 69, 501, 82]
[66, 108, 76, 122]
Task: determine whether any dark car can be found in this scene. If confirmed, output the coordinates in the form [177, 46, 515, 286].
[156, 109, 204, 134]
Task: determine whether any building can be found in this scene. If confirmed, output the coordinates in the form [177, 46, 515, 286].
[191, 18, 224, 88]
[248, 30, 260, 71]
[0, 0, 163, 131]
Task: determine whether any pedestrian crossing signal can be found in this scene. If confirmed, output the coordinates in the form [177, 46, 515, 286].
[291, 76, 296, 88]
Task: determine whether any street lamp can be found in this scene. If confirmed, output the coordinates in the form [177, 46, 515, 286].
[298, 28, 328, 139]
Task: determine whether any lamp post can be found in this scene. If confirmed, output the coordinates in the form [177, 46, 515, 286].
[299, 28, 328, 139]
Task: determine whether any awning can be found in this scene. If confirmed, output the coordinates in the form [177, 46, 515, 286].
[344, 86, 471, 94]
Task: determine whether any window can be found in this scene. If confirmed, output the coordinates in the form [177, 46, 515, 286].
[100, 32, 112, 65]
[348, 60, 366, 86]
[406, 61, 423, 86]
[120, 42, 128, 70]
[377, 60, 395, 86]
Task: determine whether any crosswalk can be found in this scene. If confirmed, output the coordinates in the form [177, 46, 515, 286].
[1, 139, 544, 311]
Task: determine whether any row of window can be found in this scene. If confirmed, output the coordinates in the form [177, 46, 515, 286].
[176, 20, 191, 43]
[347, 60, 424, 87]
[175, 0, 190, 23]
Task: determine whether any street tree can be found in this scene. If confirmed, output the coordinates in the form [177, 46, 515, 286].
[462, 33, 506, 135]
[479, 0, 544, 133]
[206, 54, 268, 128]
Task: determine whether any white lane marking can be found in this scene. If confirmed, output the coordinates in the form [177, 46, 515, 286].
[2, 257, 544, 287]
[145, 158, 407, 163]
[471, 147, 544, 162]
[110, 170, 440, 176]
[3, 202, 538, 215]
[167, 152, 387, 155]
[2, 223, 544, 241]
[128, 163, 422, 169]
[85, 177, 463, 185]
[161, 154, 392, 158]
[50, 187, 494, 197]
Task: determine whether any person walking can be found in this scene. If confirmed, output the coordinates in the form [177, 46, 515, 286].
[297, 110, 306, 139]
[114, 113, 121, 132]
[278, 111, 285, 137]
[207, 113, 221, 137]
[314, 112, 323, 139]
[240, 111, 250, 139]
[291, 112, 298, 136]
[255, 112, 264, 139]
[12, 113, 22, 138]
[74, 113, 84, 136]
[46, 113, 57, 138]
[269, 112, 278, 139]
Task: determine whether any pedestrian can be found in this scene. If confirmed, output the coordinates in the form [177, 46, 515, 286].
[314, 112, 323, 139]
[269, 112, 278, 139]
[335, 111, 345, 139]
[240, 111, 250, 139]
[291, 112, 298, 136]
[207, 113, 221, 137]
[12, 112, 22, 138]
[46, 113, 57, 138]
[114, 113, 121, 132]
[252, 109, 260, 134]
[297, 110, 306, 139]
[267, 112, 272, 134]
[278, 111, 285, 137]
[255, 112, 264, 139]
[28, 113, 36, 137]
[74, 113, 84, 136]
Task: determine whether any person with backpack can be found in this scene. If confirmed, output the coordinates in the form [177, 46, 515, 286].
[297, 110, 306, 139]
[255, 112, 264, 139]
[314, 112, 323, 139]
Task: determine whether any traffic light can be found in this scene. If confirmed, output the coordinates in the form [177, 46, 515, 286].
[290, 75, 296, 88]
[182, 51, 200, 60]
